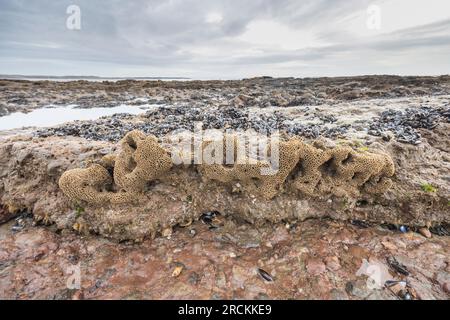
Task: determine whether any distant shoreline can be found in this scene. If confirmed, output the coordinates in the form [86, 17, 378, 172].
[1, 74, 449, 82]
[0, 74, 191, 81]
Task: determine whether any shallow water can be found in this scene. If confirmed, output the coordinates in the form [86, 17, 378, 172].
[0, 104, 151, 130]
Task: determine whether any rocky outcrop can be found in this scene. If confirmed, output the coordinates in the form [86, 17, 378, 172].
[0, 128, 448, 241]
[0, 218, 448, 299]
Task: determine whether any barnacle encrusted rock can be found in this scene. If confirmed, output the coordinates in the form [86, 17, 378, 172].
[59, 130, 395, 205]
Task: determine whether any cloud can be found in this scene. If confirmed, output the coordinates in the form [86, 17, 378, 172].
[0, 0, 449, 78]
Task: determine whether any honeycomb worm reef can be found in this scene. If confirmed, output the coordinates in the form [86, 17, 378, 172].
[59, 130, 395, 204]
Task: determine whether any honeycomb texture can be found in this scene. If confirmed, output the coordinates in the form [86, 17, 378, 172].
[114, 130, 173, 192]
[292, 144, 395, 197]
[59, 130, 395, 205]
[201, 136, 303, 199]
[59, 164, 113, 205]
[59, 130, 172, 205]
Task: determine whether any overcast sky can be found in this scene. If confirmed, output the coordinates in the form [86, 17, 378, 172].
[1, 0, 449, 79]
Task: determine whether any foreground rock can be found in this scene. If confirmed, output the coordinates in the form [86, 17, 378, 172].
[0, 128, 448, 241]
[0, 218, 448, 299]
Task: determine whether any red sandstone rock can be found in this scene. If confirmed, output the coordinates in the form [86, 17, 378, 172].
[1, 218, 447, 300]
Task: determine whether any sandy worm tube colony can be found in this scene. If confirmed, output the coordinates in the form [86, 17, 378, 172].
[59, 130, 395, 205]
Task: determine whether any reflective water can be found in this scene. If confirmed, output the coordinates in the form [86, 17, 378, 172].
[0, 104, 151, 130]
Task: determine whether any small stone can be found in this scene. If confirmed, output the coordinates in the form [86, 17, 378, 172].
[325, 256, 341, 271]
[232, 183, 242, 193]
[387, 282, 407, 296]
[264, 241, 273, 248]
[16, 150, 32, 164]
[382, 241, 397, 251]
[306, 258, 326, 275]
[162, 227, 172, 239]
[345, 279, 371, 299]
[172, 266, 183, 277]
[408, 278, 435, 300]
[348, 245, 369, 262]
[418, 227, 432, 238]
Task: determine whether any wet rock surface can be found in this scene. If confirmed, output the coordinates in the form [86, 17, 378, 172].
[0, 218, 448, 300]
[0, 76, 449, 145]
[34, 95, 450, 145]
[1, 75, 449, 116]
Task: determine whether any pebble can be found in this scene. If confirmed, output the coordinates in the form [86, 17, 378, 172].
[306, 258, 326, 276]
[418, 227, 432, 238]
[172, 265, 183, 277]
[162, 228, 172, 239]
[387, 281, 407, 296]
[324, 256, 341, 271]
[382, 241, 397, 251]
